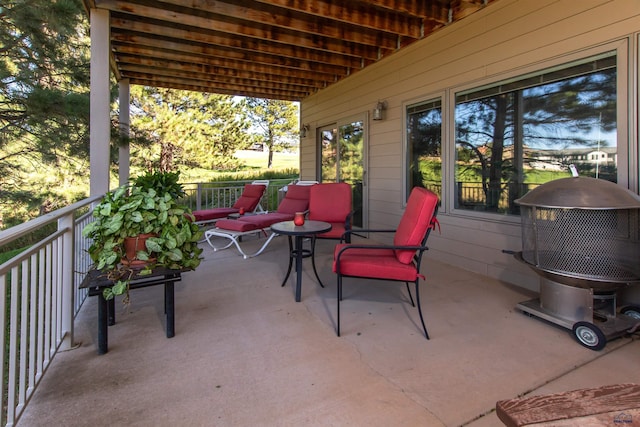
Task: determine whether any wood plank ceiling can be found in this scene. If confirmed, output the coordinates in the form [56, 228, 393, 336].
[82, 0, 495, 101]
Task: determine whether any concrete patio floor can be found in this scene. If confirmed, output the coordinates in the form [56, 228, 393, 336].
[19, 235, 640, 426]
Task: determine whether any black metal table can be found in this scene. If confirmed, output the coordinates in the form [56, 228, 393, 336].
[80, 267, 183, 354]
[271, 220, 331, 302]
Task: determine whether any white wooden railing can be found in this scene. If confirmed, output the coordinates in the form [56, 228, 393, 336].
[0, 194, 102, 427]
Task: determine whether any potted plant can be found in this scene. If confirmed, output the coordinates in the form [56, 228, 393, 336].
[82, 170, 203, 301]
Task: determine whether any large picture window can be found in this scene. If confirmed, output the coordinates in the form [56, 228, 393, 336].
[406, 99, 442, 199]
[454, 53, 617, 215]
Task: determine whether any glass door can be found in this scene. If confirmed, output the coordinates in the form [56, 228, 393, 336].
[317, 115, 367, 228]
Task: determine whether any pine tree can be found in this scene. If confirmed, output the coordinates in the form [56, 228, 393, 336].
[129, 87, 252, 171]
[0, 0, 91, 226]
[243, 98, 299, 168]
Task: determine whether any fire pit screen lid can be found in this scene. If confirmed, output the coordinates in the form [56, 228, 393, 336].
[515, 176, 640, 209]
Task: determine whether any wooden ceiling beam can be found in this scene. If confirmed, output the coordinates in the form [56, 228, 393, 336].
[110, 30, 366, 70]
[364, 0, 451, 21]
[96, 0, 402, 50]
[129, 78, 305, 101]
[124, 71, 313, 96]
[114, 53, 339, 85]
[118, 64, 326, 90]
[174, 0, 423, 38]
[110, 16, 382, 61]
[113, 43, 349, 76]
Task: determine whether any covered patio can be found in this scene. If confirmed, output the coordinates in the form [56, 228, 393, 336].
[4, 0, 640, 425]
[18, 236, 640, 426]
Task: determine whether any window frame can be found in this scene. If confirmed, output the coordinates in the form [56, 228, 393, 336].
[444, 40, 629, 221]
[402, 92, 446, 209]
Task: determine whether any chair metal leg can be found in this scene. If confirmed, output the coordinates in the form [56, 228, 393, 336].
[310, 236, 325, 288]
[281, 236, 294, 287]
[336, 274, 342, 336]
[414, 280, 429, 340]
[405, 282, 415, 307]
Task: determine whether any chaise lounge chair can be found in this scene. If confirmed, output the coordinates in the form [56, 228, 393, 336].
[192, 180, 268, 227]
[203, 183, 314, 258]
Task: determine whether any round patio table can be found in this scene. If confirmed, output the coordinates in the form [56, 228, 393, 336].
[271, 220, 332, 302]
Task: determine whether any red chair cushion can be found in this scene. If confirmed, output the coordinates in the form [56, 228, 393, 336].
[192, 207, 238, 222]
[394, 187, 439, 264]
[317, 222, 346, 240]
[308, 183, 352, 223]
[232, 184, 266, 211]
[215, 212, 294, 232]
[277, 184, 312, 214]
[332, 244, 420, 282]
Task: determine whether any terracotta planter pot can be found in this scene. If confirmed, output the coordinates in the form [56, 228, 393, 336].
[121, 233, 157, 267]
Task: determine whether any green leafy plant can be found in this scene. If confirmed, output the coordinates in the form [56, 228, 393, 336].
[82, 171, 203, 301]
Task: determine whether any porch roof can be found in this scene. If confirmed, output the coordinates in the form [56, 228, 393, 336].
[81, 0, 495, 101]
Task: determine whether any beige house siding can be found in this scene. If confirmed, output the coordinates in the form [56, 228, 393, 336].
[299, 0, 640, 292]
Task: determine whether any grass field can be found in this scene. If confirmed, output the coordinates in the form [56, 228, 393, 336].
[148, 149, 300, 184]
[235, 149, 299, 170]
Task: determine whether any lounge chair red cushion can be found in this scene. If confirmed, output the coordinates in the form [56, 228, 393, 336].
[393, 187, 439, 264]
[332, 245, 420, 282]
[192, 207, 238, 222]
[277, 184, 312, 214]
[192, 184, 266, 222]
[215, 213, 294, 232]
[232, 184, 267, 210]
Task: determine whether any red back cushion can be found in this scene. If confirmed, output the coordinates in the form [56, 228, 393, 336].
[308, 183, 352, 223]
[277, 184, 313, 214]
[232, 184, 266, 211]
[394, 187, 439, 264]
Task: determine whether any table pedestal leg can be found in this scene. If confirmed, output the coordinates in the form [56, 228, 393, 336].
[108, 297, 115, 326]
[295, 235, 303, 302]
[281, 236, 294, 287]
[97, 295, 108, 355]
[166, 281, 175, 338]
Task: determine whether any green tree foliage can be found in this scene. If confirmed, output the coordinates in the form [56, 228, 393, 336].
[0, 0, 90, 227]
[243, 98, 299, 168]
[129, 87, 252, 172]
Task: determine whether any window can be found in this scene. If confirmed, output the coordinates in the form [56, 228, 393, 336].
[406, 99, 442, 200]
[318, 117, 367, 228]
[454, 53, 617, 215]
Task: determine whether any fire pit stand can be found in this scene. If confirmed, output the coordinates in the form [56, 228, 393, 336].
[513, 175, 640, 350]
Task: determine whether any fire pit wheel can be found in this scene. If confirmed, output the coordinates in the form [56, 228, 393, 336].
[572, 321, 607, 351]
[621, 305, 640, 320]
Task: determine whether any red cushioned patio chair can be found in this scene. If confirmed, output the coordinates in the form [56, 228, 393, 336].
[308, 182, 353, 242]
[192, 180, 268, 227]
[302, 182, 353, 287]
[204, 183, 314, 258]
[333, 187, 439, 339]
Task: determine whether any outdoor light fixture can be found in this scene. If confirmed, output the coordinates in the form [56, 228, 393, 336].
[372, 100, 386, 121]
[301, 123, 310, 138]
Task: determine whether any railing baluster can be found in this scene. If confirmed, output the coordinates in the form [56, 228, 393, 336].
[18, 259, 28, 411]
[7, 265, 19, 424]
[0, 273, 6, 427]
[29, 254, 37, 390]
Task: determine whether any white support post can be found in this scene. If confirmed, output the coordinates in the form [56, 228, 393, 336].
[89, 8, 111, 196]
[118, 80, 131, 187]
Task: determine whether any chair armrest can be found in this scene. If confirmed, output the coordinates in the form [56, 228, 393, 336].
[343, 228, 396, 236]
[340, 228, 397, 243]
[335, 243, 429, 263]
